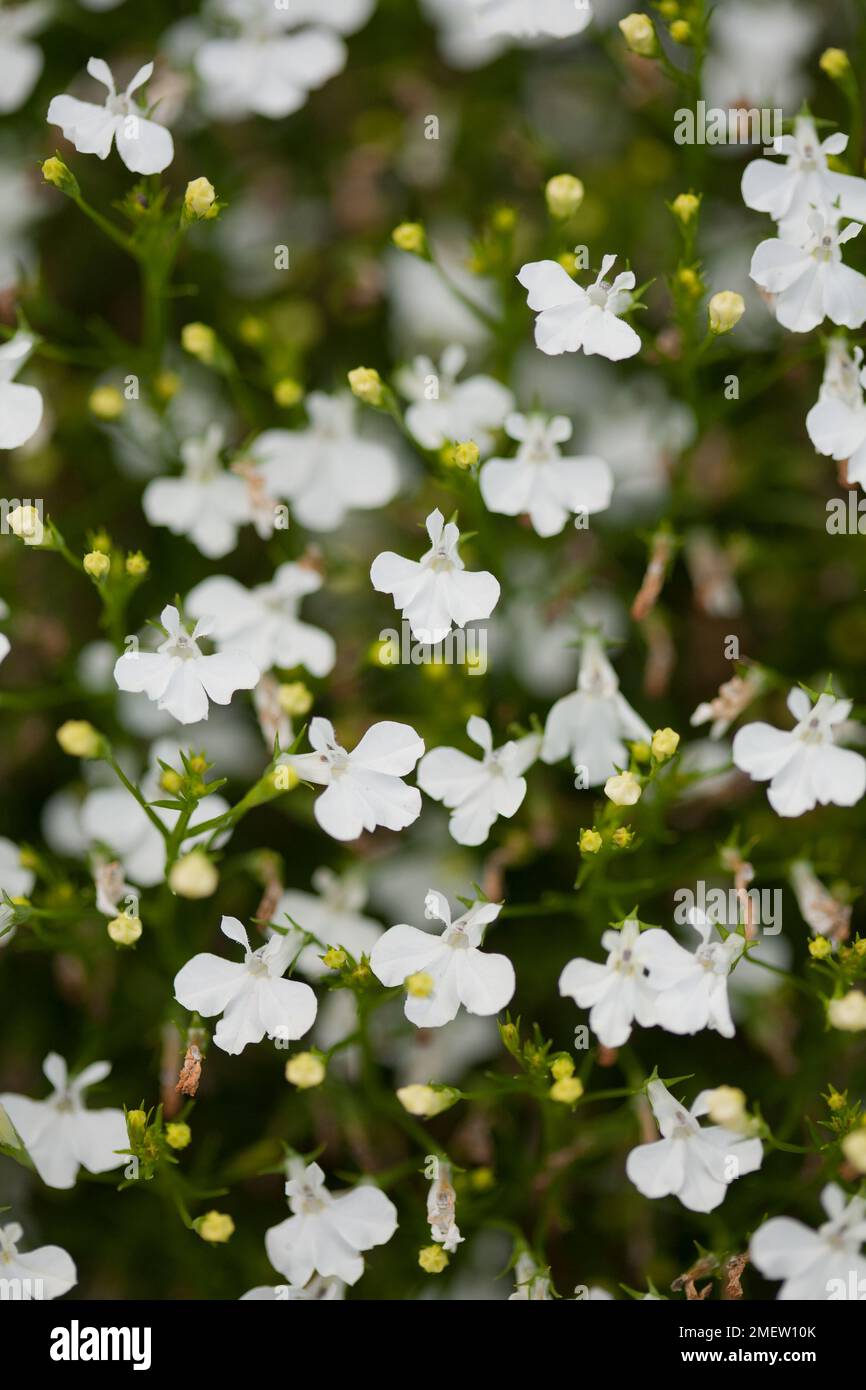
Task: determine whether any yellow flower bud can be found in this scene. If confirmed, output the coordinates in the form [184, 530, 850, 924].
[238, 315, 267, 346]
[285, 1052, 326, 1089]
[160, 768, 183, 794]
[347, 366, 384, 406]
[125, 550, 149, 576]
[604, 771, 642, 806]
[166, 1122, 192, 1150]
[842, 1129, 866, 1173]
[6, 504, 44, 544]
[708, 291, 745, 334]
[273, 377, 304, 408]
[550, 1076, 584, 1104]
[41, 156, 79, 196]
[184, 177, 218, 219]
[820, 48, 851, 82]
[652, 727, 680, 760]
[154, 371, 180, 401]
[551, 1056, 575, 1080]
[470, 1166, 495, 1191]
[322, 946, 347, 970]
[396, 1084, 458, 1117]
[88, 385, 125, 420]
[418, 1245, 449, 1274]
[631, 741, 651, 763]
[181, 322, 217, 364]
[809, 936, 833, 959]
[107, 914, 142, 946]
[612, 826, 633, 848]
[826, 1086, 847, 1112]
[677, 267, 703, 296]
[392, 222, 426, 255]
[126, 1109, 148, 1142]
[545, 174, 585, 219]
[618, 13, 658, 57]
[83, 550, 111, 579]
[452, 440, 480, 469]
[56, 720, 102, 759]
[169, 849, 218, 900]
[405, 970, 434, 998]
[277, 681, 313, 717]
[671, 193, 700, 224]
[579, 829, 603, 854]
[704, 1086, 747, 1129]
[197, 1211, 235, 1244]
[828, 990, 866, 1032]
[669, 19, 690, 43]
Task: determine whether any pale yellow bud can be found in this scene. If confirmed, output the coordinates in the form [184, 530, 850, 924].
[181, 322, 217, 364]
[652, 727, 680, 760]
[89, 385, 125, 420]
[618, 13, 658, 57]
[842, 1128, 866, 1173]
[169, 850, 218, 899]
[579, 829, 603, 854]
[83, 550, 111, 579]
[419, 1245, 449, 1274]
[828, 990, 866, 1032]
[550, 1076, 584, 1104]
[6, 504, 44, 545]
[197, 1211, 234, 1244]
[392, 222, 426, 255]
[708, 291, 745, 334]
[277, 681, 313, 717]
[396, 1084, 457, 1117]
[348, 366, 384, 407]
[545, 174, 585, 219]
[604, 771, 642, 806]
[184, 177, 218, 219]
[56, 720, 102, 759]
[820, 48, 851, 82]
[284, 1052, 326, 1089]
[704, 1085, 747, 1129]
[452, 440, 480, 469]
[107, 914, 142, 946]
[125, 551, 149, 576]
[671, 193, 700, 224]
[273, 377, 304, 408]
[166, 1122, 192, 1150]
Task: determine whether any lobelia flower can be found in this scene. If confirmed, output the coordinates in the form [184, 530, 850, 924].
[541, 634, 652, 784]
[750, 213, 866, 334]
[370, 889, 515, 1028]
[284, 716, 424, 842]
[625, 1079, 763, 1213]
[396, 344, 514, 456]
[249, 393, 400, 531]
[0, 1223, 77, 1299]
[417, 715, 541, 846]
[186, 563, 335, 677]
[750, 1184, 866, 1300]
[473, 0, 593, 41]
[81, 738, 231, 889]
[270, 867, 383, 979]
[0, 332, 43, 450]
[732, 687, 866, 818]
[789, 860, 851, 944]
[0, 2, 47, 113]
[371, 508, 500, 644]
[517, 254, 641, 360]
[690, 668, 767, 739]
[806, 339, 866, 487]
[194, 0, 370, 121]
[509, 1251, 552, 1300]
[114, 605, 260, 725]
[642, 909, 745, 1038]
[0, 1053, 127, 1189]
[0, 836, 35, 949]
[559, 918, 663, 1048]
[173, 915, 318, 1055]
[47, 58, 174, 175]
[265, 1159, 398, 1288]
[479, 413, 613, 537]
[741, 116, 866, 244]
[143, 425, 252, 559]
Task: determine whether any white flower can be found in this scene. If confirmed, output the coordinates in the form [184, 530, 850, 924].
[0, 332, 43, 450]
[143, 425, 252, 559]
[828, 990, 866, 1032]
[186, 563, 335, 677]
[81, 738, 231, 888]
[479, 413, 612, 536]
[750, 213, 866, 334]
[0, 1053, 127, 1189]
[732, 687, 866, 818]
[417, 715, 540, 846]
[114, 604, 259, 725]
[420, 0, 510, 70]
[173, 915, 318, 1055]
[626, 1079, 763, 1213]
[370, 890, 515, 1028]
[0, 2, 47, 113]
[194, 0, 367, 120]
[806, 340, 866, 487]
[249, 393, 400, 531]
[559, 919, 661, 1049]
[0, 836, 35, 949]
[517, 254, 641, 360]
[265, 1159, 397, 1287]
[474, 0, 592, 41]
[371, 508, 500, 644]
[271, 868, 382, 979]
[396, 344, 513, 456]
[742, 116, 866, 244]
[509, 1251, 552, 1300]
[541, 634, 652, 784]
[643, 909, 745, 1039]
[751, 1184, 866, 1300]
[241, 1275, 345, 1301]
[47, 58, 173, 175]
[0, 1223, 77, 1299]
[285, 716, 424, 842]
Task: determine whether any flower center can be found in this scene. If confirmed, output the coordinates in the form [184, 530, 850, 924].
[586, 282, 610, 308]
